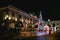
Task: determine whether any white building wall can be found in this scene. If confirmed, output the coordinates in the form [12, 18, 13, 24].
[44, 20, 60, 32]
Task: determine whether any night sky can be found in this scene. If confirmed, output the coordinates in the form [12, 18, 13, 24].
[0, 0, 59, 21]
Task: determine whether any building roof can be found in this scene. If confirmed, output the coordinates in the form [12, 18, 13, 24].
[0, 5, 38, 21]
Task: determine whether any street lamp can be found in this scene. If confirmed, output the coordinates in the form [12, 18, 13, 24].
[5, 15, 8, 19]
[48, 19, 50, 21]
[21, 19, 24, 22]
[29, 20, 30, 23]
[48, 19, 51, 26]
[15, 17, 17, 21]
[5, 15, 8, 18]
[8, 16, 11, 20]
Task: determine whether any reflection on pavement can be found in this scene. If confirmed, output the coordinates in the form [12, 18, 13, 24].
[36, 36, 48, 40]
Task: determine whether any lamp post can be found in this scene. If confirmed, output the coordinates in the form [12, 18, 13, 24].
[48, 19, 50, 22]
[8, 16, 11, 20]
[48, 19, 51, 34]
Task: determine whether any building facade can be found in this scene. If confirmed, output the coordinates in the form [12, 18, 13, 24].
[0, 5, 38, 31]
[45, 20, 60, 32]
[0, 5, 60, 32]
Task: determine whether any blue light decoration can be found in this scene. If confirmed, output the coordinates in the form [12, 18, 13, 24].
[36, 31, 46, 36]
[36, 11, 49, 36]
[36, 26, 49, 36]
[36, 35, 49, 40]
[38, 11, 44, 30]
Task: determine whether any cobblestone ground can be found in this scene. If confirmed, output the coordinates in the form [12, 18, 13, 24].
[0, 30, 60, 40]
[0, 33, 54, 40]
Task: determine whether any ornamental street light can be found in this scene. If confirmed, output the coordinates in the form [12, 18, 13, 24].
[48, 19, 50, 21]
[8, 16, 11, 20]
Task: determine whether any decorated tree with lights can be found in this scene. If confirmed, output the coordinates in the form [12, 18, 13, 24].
[38, 11, 44, 31]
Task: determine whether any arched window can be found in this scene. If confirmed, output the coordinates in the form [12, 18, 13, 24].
[53, 23, 55, 27]
[0, 11, 4, 20]
[15, 21, 23, 27]
[12, 12, 15, 17]
[57, 23, 58, 25]
[35, 25, 38, 28]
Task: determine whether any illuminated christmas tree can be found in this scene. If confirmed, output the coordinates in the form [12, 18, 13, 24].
[38, 11, 44, 30]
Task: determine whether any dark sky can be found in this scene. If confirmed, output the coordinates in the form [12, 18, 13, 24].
[0, 0, 59, 21]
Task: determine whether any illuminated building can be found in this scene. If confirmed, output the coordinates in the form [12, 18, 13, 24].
[45, 20, 59, 31]
[36, 11, 60, 35]
[0, 5, 60, 35]
[0, 5, 38, 31]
